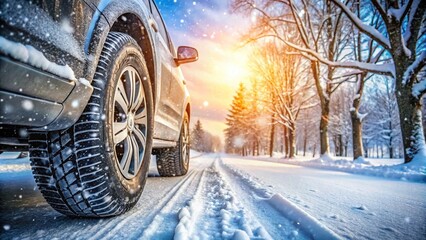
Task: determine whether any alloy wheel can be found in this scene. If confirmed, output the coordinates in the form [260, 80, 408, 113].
[112, 66, 148, 179]
[182, 118, 190, 167]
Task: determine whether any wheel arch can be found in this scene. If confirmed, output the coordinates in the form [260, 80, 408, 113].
[110, 13, 156, 105]
[84, 1, 157, 108]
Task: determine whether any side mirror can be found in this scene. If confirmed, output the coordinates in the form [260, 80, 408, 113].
[175, 46, 198, 65]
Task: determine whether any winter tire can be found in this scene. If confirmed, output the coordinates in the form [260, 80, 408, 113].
[156, 112, 190, 177]
[28, 32, 153, 217]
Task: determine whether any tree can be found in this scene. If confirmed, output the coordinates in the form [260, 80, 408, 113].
[234, 0, 426, 163]
[233, 0, 359, 158]
[297, 106, 321, 157]
[250, 42, 315, 158]
[350, 4, 386, 160]
[330, 86, 353, 157]
[328, 0, 426, 163]
[246, 78, 264, 156]
[225, 83, 250, 155]
[190, 120, 222, 153]
[191, 119, 205, 152]
[362, 77, 403, 158]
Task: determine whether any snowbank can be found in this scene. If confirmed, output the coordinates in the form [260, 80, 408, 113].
[281, 156, 426, 183]
[230, 152, 425, 182]
[268, 194, 340, 240]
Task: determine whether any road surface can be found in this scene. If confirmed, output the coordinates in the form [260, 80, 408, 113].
[0, 153, 425, 239]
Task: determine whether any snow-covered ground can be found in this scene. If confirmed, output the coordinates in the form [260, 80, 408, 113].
[0, 153, 425, 239]
[244, 154, 426, 183]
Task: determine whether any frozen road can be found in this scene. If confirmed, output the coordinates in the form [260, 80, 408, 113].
[0, 154, 425, 239]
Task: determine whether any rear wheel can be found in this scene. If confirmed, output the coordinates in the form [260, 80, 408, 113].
[28, 32, 153, 217]
[156, 112, 190, 177]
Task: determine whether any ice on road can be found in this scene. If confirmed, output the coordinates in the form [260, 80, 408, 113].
[0, 154, 425, 240]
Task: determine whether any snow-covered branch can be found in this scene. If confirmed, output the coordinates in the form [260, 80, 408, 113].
[277, 35, 395, 77]
[370, 0, 388, 23]
[329, 0, 391, 50]
[404, 51, 426, 86]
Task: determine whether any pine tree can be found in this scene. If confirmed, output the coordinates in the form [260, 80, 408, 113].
[191, 119, 205, 152]
[225, 83, 249, 155]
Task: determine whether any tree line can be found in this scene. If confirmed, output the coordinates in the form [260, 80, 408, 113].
[225, 0, 425, 163]
[191, 119, 222, 153]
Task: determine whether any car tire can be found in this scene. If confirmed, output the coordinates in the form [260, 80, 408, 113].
[156, 112, 190, 177]
[28, 32, 153, 217]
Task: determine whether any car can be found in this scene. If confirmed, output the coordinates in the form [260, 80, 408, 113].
[0, 0, 198, 217]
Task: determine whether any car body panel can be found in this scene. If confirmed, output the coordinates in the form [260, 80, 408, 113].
[0, 0, 192, 150]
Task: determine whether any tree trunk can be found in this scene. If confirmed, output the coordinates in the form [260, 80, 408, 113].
[312, 144, 317, 158]
[269, 114, 275, 157]
[320, 102, 331, 155]
[344, 144, 348, 157]
[311, 61, 331, 156]
[388, 10, 426, 163]
[303, 130, 307, 157]
[338, 134, 343, 157]
[350, 110, 364, 160]
[283, 126, 289, 158]
[256, 140, 260, 156]
[363, 141, 368, 158]
[395, 89, 426, 163]
[288, 123, 296, 158]
[350, 72, 366, 160]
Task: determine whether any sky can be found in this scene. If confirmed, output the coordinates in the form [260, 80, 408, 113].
[154, 0, 252, 141]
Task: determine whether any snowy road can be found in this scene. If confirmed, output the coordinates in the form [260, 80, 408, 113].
[1, 154, 425, 240]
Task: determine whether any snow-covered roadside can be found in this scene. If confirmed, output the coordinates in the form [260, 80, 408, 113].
[219, 159, 340, 240]
[234, 154, 426, 182]
[223, 157, 426, 240]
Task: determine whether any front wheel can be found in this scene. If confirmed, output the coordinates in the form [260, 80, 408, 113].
[28, 32, 153, 217]
[156, 112, 190, 177]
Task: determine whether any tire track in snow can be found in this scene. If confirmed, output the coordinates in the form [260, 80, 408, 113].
[174, 155, 273, 240]
[219, 157, 341, 240]
[137, 169, 206, 239]
[85, 169, 199, 240]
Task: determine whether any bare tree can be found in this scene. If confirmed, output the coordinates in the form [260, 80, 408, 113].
[233, 0, 362, 158]
[234, 0, 426, 163]
[330, 85, 353, 157]
[350, 3, 387, 160]
[329, 0, 426, 162]
[250, 42, 315, 158]
[362, 77, 403, 158]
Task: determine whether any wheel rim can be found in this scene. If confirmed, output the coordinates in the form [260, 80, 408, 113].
[182, 119, 190, 168]
[113, 66, 147, 179]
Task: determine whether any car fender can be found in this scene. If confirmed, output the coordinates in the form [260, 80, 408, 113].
[83, 0, 159, 104]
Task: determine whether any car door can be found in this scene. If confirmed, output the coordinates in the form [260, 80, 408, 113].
[150, 2, 182, 141]
[168, 40, 186, 128]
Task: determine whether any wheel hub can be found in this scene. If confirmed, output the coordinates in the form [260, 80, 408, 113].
[127, 113, 135, 132]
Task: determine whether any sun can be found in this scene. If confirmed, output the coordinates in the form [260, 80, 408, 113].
[220, 49, 252, 89]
